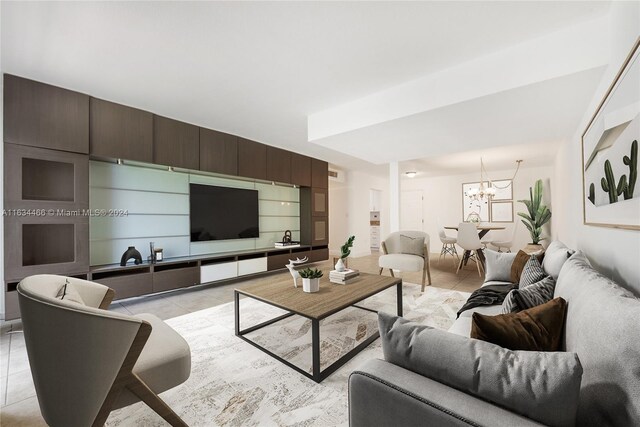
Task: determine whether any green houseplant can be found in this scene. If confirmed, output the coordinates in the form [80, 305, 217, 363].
[518, 179, 551, 246]
[335, 235, 355, 272]
[299, 268, 323, 293]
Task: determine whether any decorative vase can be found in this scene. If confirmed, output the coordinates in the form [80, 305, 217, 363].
[523, 243, 544, 254]
[335, 257, 347, 272]
[302, 278, 320, 293]
[120, 246, 142, 266]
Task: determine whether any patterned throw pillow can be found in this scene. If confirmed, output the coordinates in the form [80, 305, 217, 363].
[502, 276, 556, 313]
[400, 234, 425, 257]
[519, 255, 547, 288]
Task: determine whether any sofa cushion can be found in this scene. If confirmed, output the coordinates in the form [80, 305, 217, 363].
[555, 251, 640, 426]
[511, 250, 545, 284]
[484, 250, 517, 282]
[502, 275, 556, 313]
[542, 240, 573, 280]
[379, 253, 424, 271]
[471, 297, 567, 351]
[400, 234, 425, 257]
[55, 279, 85, 305]
[378, 312, 583, 427]
[519, 255, 547, 287]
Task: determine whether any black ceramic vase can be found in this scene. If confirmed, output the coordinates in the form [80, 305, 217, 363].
[120, 246, 143, 266]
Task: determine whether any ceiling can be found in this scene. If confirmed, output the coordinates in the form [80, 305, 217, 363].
[1, 1, 612, 174]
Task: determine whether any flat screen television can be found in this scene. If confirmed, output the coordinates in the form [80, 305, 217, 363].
[190, 184, 259, 242]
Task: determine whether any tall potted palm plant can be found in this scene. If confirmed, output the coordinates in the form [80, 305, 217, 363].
[518, 179, 551, 251]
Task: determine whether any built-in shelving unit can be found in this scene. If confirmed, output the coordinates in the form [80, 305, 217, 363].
[3, 73, 330, 320]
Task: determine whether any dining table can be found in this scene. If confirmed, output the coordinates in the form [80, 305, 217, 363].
[444, 224, 505, 268]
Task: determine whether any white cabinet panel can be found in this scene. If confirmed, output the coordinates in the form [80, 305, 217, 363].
[201, 262, 238, 283]
[238, 258, 267, 276]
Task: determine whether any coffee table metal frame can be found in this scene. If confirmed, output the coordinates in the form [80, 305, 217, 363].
[234, 279, 402, 383]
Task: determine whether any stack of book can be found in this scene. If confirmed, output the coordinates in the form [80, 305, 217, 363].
[329, 269, 360, 285]
[274, 241, 300, 248]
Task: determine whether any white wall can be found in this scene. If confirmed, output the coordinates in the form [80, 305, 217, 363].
[553, 2, 640, 294]
[329, 170, 389, 257]
[402, 165, 554, 254]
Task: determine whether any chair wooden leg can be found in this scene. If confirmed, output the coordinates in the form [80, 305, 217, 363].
[456, 255, 463, 274]
[126, 374, 188, 427]
[475, 250, 483, 277]
[425, 252, 432, 286]
[389, 269, 395, 277]
[379, 267, 383, 275]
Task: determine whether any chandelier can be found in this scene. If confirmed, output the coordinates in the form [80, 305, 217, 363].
[468, 158, 523, 201]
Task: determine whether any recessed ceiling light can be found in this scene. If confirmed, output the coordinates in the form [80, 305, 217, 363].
[405, 171, 417, 178]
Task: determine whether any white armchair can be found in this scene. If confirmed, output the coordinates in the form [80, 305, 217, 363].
[378, 231, 432, 292]
[17, 274, 191, 427]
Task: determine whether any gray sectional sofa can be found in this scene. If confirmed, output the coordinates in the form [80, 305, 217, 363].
[349, 241, 640, 426]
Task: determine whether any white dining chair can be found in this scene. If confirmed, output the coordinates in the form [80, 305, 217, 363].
[456, 222, 484, 277]
[437, 224, 459, 266]
[491, 223, 518, 252]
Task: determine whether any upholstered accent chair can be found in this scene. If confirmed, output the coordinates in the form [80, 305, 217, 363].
[17, 275, 191, 427]
[378, 231, 432, 292]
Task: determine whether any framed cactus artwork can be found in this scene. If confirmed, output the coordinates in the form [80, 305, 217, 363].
[582, 37, 640, 230]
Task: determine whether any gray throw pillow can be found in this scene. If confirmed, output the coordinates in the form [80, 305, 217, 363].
[484, 250, 517, 283]
[519, 255, 547, 288]
[56, 279, 85, 305]
[502, 276, 556, 313]
[542, 241, 574, 280]
[399, 234, 424, 257]
[378, 312, 582, 427]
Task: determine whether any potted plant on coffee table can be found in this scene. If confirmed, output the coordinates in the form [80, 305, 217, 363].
[518, 179, 551, 252]
[335, 235, 355, 272]
[299, 268, 323, 293]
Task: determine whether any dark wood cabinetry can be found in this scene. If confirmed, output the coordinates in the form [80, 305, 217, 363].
[291, 153, 312, 187]
[266, 146, 291, 183]
[199, 128, 238, 176]
[238, 137, 267, 180]
[153, 116, 199, 169]
[90, 98, 153, 162]
[311, 158, 329, 188]
[300, 187, 329, 246]
[4, 74, 89, 153]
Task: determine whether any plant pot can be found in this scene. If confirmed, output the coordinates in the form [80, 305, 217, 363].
[302, 278, 320, 293]
[523, 243, 544, 254]
[335, 258, 347, 272]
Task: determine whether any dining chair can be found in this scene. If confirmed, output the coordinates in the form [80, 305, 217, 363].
[491, 223, 518, 252]
[378, 230, 432, 291]
[17, 274, 191, 427]
[456, 222, 484, 277]
[437, 223, 459, 266]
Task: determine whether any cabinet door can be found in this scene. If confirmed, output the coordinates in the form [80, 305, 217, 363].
[311, 158, 328, 188]
[290, 152, 312, 187]
[200, 128, 238, 176]
[312, 217, 328, 245]
[266, 146, 291, 183]
[153, 115, 199, 169]
[90, 98, 153, 162]
[4, 74, 89, 153]
[311, 188, 328, 216]
[238, 138, 266, 180]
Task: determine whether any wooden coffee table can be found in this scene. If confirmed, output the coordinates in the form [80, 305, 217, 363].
[234, 272, 402, 383]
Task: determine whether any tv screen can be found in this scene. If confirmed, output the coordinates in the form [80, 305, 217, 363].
[190, 184, 259, 242]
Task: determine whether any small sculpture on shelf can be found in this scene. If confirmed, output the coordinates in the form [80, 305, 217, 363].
[286, 257, 308, 288]
[120, 246, 143, 266]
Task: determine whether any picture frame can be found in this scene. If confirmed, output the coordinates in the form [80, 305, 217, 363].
[490, 201, 513, 223]
[462, 182, 490, 222]
[490, 179, 513, 201]
[582, 37, 640, 230]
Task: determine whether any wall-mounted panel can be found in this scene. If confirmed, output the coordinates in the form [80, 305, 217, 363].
[90, 98, 153, 162]
[266, 146, 291, 183]
[90, 215, 189, 240]
[4, 74, 89, 153]
[238, 138, 266, 180]
[90, 236, 190, 266]
[199, 128, 238, 176]
[291, 153, 312, 187]
[311, 158, 328, 189]
[90, 188, 189, 215]
[90, 160, 189, 193]
[153, 115, 199, 169]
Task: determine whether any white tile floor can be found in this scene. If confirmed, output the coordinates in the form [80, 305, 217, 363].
[0, 252, 482, 425]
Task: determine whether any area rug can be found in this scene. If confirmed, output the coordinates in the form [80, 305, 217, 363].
[106, 283, 470, 427]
